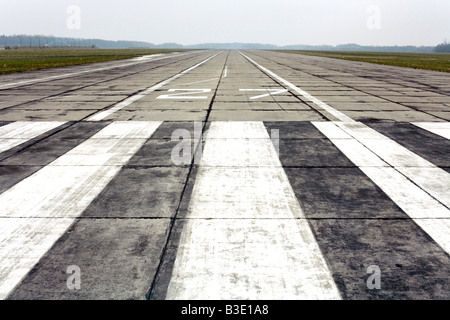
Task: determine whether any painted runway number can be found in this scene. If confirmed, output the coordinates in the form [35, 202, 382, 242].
[157, 89, 212, 100]
[240, 88, 288, 100]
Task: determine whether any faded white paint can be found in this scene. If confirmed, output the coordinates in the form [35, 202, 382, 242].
[239, 88, 289, 100]
[0, 121, 65, 154]
[88, 52, 221, 121]
[175, 78, 220, 86]
[166, 121, 341, 300]
[0, 121, 162, 299]
[238, 52, 354, 122]
[157, 89, 212, 100]
[313, 121, 450, 255]
[412, 122, 450, 140]
[334, 121, 450, 209]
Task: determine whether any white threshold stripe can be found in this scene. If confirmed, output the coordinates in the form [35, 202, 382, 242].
[0, 121, 66, 154]
[412, 122, 450, 140]
[238, 51, 354, 123]
[333, 121, 450, 209]
[313, 121, 450, 254]
[87, 52, 222, 121]
[166, 121, 341, 300]
[0, 51, 196, 90]
[0, 121, 162, 299]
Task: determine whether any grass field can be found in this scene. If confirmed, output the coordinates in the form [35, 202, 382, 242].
[278, 50, 450, 73]
[0, 47, 187, 74]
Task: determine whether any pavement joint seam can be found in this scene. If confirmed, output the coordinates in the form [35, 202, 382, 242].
[0, 56, 192, 112]
[146, 51, 230, 300]
[251, 51, 449, 122]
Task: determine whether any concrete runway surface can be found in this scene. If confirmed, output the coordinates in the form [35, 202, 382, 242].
[0, 50, 449, 300]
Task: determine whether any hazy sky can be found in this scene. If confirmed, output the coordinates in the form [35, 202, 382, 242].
[1, 0, 449, 46]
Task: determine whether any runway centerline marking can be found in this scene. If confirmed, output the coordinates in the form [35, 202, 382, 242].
[165, 121, 341, 300]
[87, 52, 221, 121]
[0, 121, 162, 299]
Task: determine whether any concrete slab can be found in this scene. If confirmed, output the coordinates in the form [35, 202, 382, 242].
[264, 121, 330, 139]
[7, 218, 171, 300]
[44, 95, 129, 103]
[0, 109, 96, 121]
[108, 110, 208, 121]
[285, 167, 406, 219]
[81, 167, 189, 218]
[402, 103, 450, 111]
[208, 110, 324, 121]
[328, 102, 411, 111]
[13, 101, 114, 111]
[277, 138, 356, 167]
[308, 218, 450, 299]
[130, 101, 211, 111]
[426, 111, 450, 120]
[342, 110, 441, 122]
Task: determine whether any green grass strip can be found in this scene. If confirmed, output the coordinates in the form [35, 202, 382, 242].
[276, 50, 450, 73]
[0, 48, 188, 74]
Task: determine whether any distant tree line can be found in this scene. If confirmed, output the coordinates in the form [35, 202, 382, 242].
[434, 41, 450, 53]
[0, 35, 95, 47]
[185, 43, 438, 52]
[0, 35, 175, 49]
[1, 35, 450, 52]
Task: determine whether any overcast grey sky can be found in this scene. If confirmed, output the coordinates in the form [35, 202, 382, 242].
[1, 0, 449, 46]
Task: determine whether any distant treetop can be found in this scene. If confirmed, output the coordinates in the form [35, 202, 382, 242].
[434, 41, 450, 53]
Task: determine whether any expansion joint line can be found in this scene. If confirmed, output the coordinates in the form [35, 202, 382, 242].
[145, 51, 228, 300]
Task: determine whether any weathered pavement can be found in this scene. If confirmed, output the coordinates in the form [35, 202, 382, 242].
[0, 50, 449, 300]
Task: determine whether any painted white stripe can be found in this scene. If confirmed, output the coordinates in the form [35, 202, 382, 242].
[223, 66, 228, 78]
[0, 121, 65, 154]
[157, 89, 212, 100]
[240, 88, 289, 100]
[334, 121, 450, 209]
[166, 121, 341, 300]
[0, 51, 196, 90]
[313, 121, 450, 254]
[0, 121, 161, 299]
[130, 54, 163, 61]
[175, 78, 219, 86]
[87, 52, 221, 121]
[412, 122, 450, 140]
[238, 52, 354, 122]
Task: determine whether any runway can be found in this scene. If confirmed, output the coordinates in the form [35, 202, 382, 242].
[0, 50, 449, 300]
